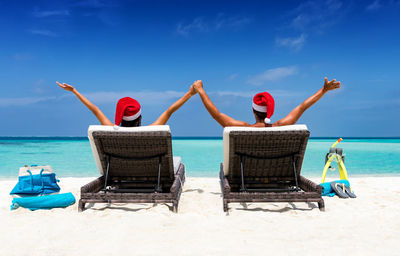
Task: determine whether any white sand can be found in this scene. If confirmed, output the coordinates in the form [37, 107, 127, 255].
[1, 176, 400, 256]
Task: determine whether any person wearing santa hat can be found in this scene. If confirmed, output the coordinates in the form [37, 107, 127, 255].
[192, 77, 341, 127]
[56, 81, 197, 127]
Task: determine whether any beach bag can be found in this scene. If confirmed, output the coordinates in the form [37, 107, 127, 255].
[10, 165, 60, 196]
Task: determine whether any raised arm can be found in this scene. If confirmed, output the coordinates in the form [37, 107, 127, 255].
[273, 77, 341, 126]
[150, 84, 197, 126]
[56, 81, 113, 126]
[193, 80, 249, 127]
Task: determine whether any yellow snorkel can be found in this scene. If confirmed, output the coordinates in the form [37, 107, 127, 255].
[331, 138, 343, 149]
[320, 138, 349, 183]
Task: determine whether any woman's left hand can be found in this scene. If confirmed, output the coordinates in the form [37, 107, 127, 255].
[57, 81, 75, 92]
[323, 77, 341, 92]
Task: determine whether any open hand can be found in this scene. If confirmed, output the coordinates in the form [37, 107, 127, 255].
[192, 80, 203, 92]
[323, 77, 341, 92]
[57, 81, 75, 92]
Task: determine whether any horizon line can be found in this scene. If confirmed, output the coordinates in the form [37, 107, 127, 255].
[1, 136, 400, 140]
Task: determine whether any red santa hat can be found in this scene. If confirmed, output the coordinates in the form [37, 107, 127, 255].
[115, 97, 141, 126]
[252, 92, 275, 123]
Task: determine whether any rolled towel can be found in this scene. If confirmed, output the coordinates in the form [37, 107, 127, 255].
[11, 192, 76, 211]
[320, 180, 350, 197]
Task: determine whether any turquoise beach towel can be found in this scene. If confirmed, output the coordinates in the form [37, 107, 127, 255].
[320, 180, 350, 197]
[11, 192, 75, 211]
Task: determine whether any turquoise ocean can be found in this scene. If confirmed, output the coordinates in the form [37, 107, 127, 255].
[0, 137, 399, 179]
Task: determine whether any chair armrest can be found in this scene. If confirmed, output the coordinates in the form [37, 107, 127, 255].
[81, 176, 105, 193]
[299, 175, 322, 193]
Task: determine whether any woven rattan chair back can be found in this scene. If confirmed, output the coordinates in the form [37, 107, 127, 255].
[228, 130, 310, 186]
[92, 131, 174, 183]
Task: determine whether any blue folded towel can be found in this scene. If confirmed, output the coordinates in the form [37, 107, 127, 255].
[320, 180, 350, 197]
[11, 192, 76, 211]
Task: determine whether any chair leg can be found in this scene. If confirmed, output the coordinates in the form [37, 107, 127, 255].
[78, 199, 85, 212]
[318, 199, 325, 211]
[172, 201, 178, 213]
[223, 200, 228, 212]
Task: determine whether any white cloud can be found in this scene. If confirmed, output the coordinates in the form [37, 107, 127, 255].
[247, 66, 298, 86]
[274, 1, 346, 54]
[226, 74, 238, 81]
[29, 29, 57, 37]
[366, 0, 382, 11]
[0, 89, 300, 108]
[33, 9, 70, 18]
[176, 18, 208, 36]
[258, 90, 301, 98]
[0, 91, 183, 108]
[215, 14, 252, 30]
[289, 0, 344, 32]
[213, 91, 254, 98]
[0, 97, 56, 107]
[70, 0, 119, 26]
[213, 90, 300, 98]
[177, 14, 251, 36]
[72, 0, 114, 8]
[276, 34, 307, 51]
[84, 91, 185, 104]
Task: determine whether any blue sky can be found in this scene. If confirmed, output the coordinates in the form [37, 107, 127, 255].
[0, 0, 399, 136]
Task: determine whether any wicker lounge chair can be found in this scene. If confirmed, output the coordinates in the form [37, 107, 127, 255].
[79, 125, 185, 212]
[220, 125, 324, 212]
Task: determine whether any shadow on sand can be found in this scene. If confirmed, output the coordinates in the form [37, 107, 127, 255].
[233, 202, 318, 213]
[84, 202, 173, 212]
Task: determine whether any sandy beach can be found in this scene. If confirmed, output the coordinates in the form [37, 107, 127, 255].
[1, 176, 400, 256]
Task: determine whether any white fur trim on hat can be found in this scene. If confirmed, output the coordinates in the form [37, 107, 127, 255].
[122, 109, 142, 121]
[264, 118, 271, 124]
[252, 102, 267, 112]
